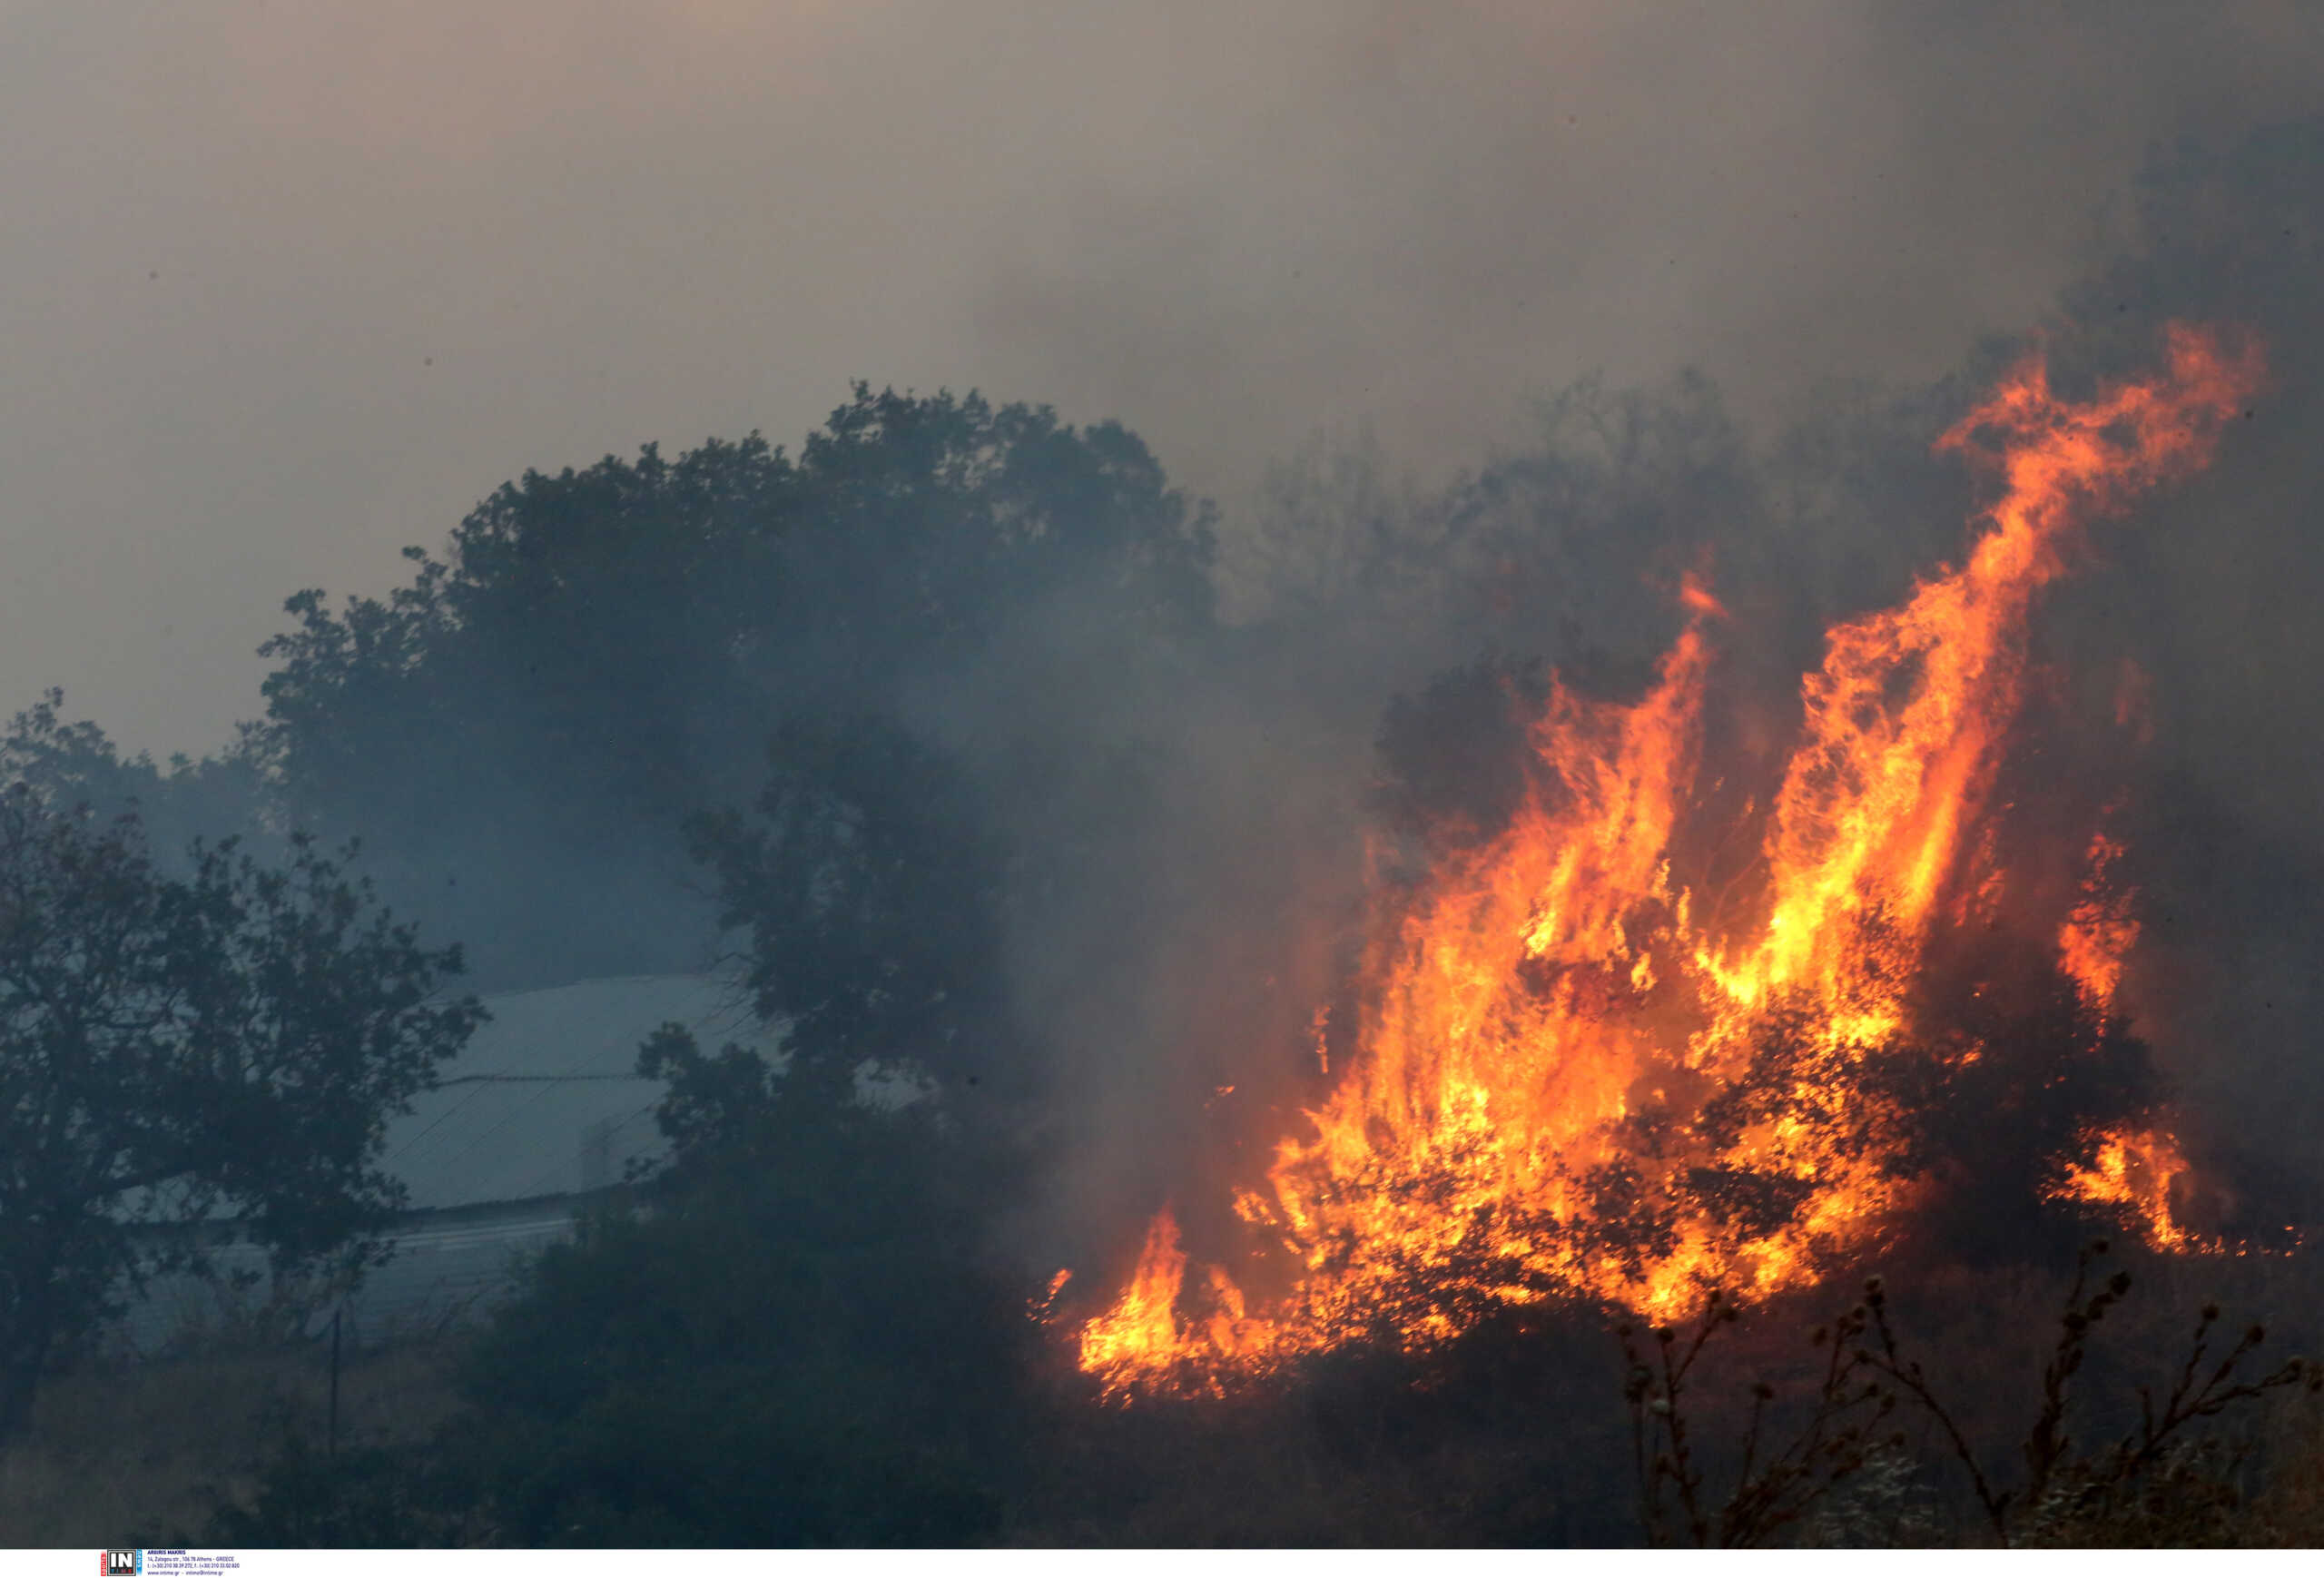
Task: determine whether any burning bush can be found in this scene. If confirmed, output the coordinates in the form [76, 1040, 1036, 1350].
[1074, 326, 2270, 1400]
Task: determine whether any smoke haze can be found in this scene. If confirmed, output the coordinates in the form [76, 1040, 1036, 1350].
[3, 0, 2324, 1286]
[12, 10, 2324, 1545]
[5, 2, 2323, 756]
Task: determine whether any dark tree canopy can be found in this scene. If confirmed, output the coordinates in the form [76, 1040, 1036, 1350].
[0, 711, 482, 1438]
[252, 388, 1216, 991]
[0, 691, 278, 875]
[687, 714, 1017, 1100]
[428, 1018, 1032, 1546]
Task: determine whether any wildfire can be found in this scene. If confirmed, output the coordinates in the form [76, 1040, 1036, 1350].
[1078, 326, 2264, 1399]
[2053, 1129, 2198, 1253]
[2057, 826, 2140, 1012]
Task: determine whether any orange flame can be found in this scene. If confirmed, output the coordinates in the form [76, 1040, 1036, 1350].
[1078, 327, 2263, 1398]
[2052, 1128, 2198, 1252]
[2057, 826, 2139, 1012]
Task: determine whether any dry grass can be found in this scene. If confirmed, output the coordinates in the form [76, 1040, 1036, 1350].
[0, 1339, 464, 1546]
[15, 1246, 2324, 1547]
[1612, 1240, 2324, 1548]
[2251, 1392, 2324, 1544]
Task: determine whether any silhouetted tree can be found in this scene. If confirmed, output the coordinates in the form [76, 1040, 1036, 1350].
[251, 390, 1214, 991]
[0, 706, 481, 1439]
[0, 690, 277, 873]
[413, 1018, 1035, 1546]
[688, 714, 1019, 1100]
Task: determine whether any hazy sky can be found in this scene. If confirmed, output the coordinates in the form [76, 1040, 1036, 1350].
[5, 2, 2321, 757]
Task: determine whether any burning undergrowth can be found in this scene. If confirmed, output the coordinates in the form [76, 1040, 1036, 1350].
[1068, 325, 2272, 1401]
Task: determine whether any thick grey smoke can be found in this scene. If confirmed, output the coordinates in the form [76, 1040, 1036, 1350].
[4, 3, 2321, 757]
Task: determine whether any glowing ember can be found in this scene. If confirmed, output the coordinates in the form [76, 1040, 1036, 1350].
[1078, 326, 2264, 1399]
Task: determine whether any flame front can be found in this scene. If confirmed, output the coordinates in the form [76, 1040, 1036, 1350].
[1080, 327, 2262, 1398]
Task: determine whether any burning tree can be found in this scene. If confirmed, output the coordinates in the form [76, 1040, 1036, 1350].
[1075, 325, 2269, 1399]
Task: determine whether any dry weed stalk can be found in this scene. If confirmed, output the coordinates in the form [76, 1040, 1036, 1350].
[1619, 1286, 1903, 1546]
[1620, 1241, 2320, 1546]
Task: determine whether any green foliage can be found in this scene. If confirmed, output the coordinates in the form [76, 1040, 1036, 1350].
[0, 709, 482, 1440]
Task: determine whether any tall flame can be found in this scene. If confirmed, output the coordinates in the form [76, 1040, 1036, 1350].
[1079, 327, 2263, 1399]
